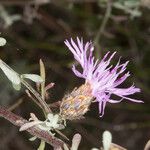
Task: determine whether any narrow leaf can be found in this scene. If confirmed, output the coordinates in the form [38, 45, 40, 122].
[71, 134, 82, 150]
[102, 131, 112, 150]
[19, 121, 42, 131]
[12, 83, 21, 91]
[29, 136, 37, 141]
[21, 74, 44, 83]
[63, 143, 69, 150]
[40, 59, 46, 100]
[38, 140, 45, 150]
[0, 59, 21, 85]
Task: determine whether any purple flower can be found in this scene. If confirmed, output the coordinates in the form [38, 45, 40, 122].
[64, 37, 143, 116]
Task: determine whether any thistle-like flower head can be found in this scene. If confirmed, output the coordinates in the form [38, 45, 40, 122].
[64, 37, 143, 117]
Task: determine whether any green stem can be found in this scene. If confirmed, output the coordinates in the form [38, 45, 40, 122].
[94, 0, 112, 45]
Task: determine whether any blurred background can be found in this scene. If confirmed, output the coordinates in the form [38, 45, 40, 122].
[0, 0, 150, 150]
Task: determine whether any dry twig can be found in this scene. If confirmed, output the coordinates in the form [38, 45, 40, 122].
[0, 105, 64, 149]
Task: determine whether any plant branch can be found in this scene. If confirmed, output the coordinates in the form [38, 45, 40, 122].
[25, 89, 43, 109]
[8, 98, 23, 111]
[0, 105, 64, 149]
[21, 79, 51, 114]
[94, 0, 112, 45]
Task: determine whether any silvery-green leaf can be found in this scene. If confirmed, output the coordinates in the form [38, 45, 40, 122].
[19, 121, 42, 131]
[0, 37, 6, 46]
[0, 59, 21, 85]
[113, 2, 125, 9]
[38, 124, 50, 131]
[71, 134, 82, 150]
[38, 141, 45, 150]
[124, 1, 140, 8]
[12, 83, 21, 91]
[102, 130, 112, 150]
[130, 10, 141, 17]
[63, 143, 69, 150]
[29, 136, 37, 141]
[40, 59, 46, 99]
[21, 74, 44, 83]
[47, 113, 53, 120]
